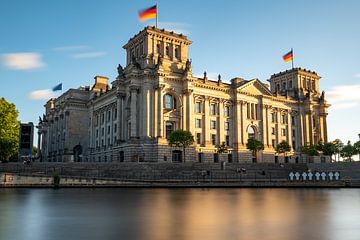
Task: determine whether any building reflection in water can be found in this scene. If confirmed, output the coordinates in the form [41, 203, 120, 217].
[0, 188, 359, 240]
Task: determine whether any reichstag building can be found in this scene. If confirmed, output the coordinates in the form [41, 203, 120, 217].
[37, 26, 330, 163]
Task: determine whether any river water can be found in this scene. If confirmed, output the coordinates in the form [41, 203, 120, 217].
[0, 188, 359, 240]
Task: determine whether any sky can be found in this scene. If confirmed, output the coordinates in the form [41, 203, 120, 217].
[1, 0, 360, 146]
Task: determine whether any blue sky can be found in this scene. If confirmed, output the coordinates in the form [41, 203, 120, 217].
[1, 0, 360, 145]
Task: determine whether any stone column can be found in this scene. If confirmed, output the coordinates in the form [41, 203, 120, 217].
[323, 114, 328, 143]
[130, 86, 138, 138]
[219, 99, 224, 144]
[287, 110, 292, 148]
[157, 84, 165, 138]
[265, 105, 270, 147]
[204, 96, 210, 146]
[240, 101, 246, 145]
[153, 86, 158, 137]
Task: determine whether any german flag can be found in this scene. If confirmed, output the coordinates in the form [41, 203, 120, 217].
[283, 50, 293, 62]
[138, 5, 157, 22]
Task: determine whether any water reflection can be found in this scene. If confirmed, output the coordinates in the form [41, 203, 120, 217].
[0, 188, 359, 240]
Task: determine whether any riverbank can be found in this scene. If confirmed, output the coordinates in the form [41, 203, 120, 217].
[1, 162, 359, 188]
[1, 173, 359, 188]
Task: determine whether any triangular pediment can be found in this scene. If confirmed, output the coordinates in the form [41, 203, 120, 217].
[237, 79, 273, 96]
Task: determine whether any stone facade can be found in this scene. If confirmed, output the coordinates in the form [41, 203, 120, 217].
[38, 26, 330, 163]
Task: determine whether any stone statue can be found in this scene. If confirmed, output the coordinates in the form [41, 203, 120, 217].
[184, 59, 192, 72]
[218, 74, 222, 81]
[204, 71, 207, 79]
[117, 64, 125, 79]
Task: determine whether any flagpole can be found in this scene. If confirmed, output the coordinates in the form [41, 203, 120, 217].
[156, 0, 158, 28]
[291, 48, 294, 69]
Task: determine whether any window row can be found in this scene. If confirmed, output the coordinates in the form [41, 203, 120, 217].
[195, 119, 230, 130]
[95, 124, 117, 138]
[156, 41, 181, 59]
[95, 109, 117, 126]
[195, 102, 230, 116]
[195, 133, 230, 146]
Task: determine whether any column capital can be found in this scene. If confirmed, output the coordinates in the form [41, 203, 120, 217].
[182, 89, 194, 96]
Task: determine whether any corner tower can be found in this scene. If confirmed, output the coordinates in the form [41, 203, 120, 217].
[123, 26, 192, 72]
[268, 68, 321, 99]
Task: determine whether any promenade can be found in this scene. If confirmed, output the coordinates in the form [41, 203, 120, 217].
[1, 162, 360, 187]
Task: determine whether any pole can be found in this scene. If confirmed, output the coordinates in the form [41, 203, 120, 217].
[156, 0, 158, 28]
[291, 48, 294, 69]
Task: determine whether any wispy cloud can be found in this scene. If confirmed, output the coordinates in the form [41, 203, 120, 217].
[1, 52, 45, 70]
[354, 73, 360, 78]
[158, 22, 191, 35]
[71, 51, 106, 59]
[53, 45, 89, 51]
[28, 89, 55, 100]
[327, 84, 360, 110]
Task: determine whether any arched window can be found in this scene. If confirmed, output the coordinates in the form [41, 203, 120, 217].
[164, 94, 176, 110]
[248, 126, 256, 139]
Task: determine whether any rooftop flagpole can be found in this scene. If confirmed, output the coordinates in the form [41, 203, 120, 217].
[156, 0, 158, 28]
[291, 48, 294, 69]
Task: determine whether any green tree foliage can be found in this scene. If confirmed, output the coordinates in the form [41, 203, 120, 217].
[216, 141, 229, 154]
[340, 141, 356, 162]
[354, 140, 360, 161]
[333, 139, 344, 162]
[322, 142, 337, 160]
[0, 98, 20, 161]
[302, 144, 319, 156]
[275, 140, 291, 158]
[246, 138, 264, 161]
[167, 129, 194, 162]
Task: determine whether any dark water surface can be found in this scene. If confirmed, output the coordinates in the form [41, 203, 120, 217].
[0, 188, 359, 240]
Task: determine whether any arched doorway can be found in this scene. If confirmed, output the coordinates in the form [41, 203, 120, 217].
[247, 125, 256, 139]
[73, 144, 83, 162]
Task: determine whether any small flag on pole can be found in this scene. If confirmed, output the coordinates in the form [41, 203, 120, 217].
[52, 83, 62, 92]
[138, 5, 157, 22]
[283, 50, 293, 63]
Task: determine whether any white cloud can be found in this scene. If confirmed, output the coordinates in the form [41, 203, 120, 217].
[326, 84, 360, 110]
[53, 45, 89, 51]
[1, 52, 45, 70]
[28, 89, 55, 100]
[158, 22, 191, 35]
[354, 73, 360, 78]
[71, 51, 106, 59]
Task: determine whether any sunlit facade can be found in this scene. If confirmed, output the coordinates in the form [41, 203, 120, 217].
[38, 27, 330, 163]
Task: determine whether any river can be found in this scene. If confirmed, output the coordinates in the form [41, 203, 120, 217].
[0, 188, 359, 240]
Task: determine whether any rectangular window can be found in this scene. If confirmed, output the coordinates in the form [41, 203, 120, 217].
[224, 106, 230, 116]
[210, 104, 216, 115]
[101, 128, 104, 136]
[225, 135, 230, 146]
[281, 115, 287, 124]
[224, 122, 229, 131]
[101, 113, 105, 124]
[211, 134, 217, 145]
[96, 129, 99, 138]
[114, 124, 117, 133]
[292, 129, 296, 136]
[165, 95, 173, 109]
[211, 120, 216, 129]
[107, 111, 111, 122]
[196, 133, 201, 144]
[107, 126, 110, 134]
[271, 127, 275, 135]
[195, 102, 201, 113]
[291, 116, 295, 125]
[195, 119, 201, 128]
[272, 139, 275, 147]
[96, 140, 99, 147]
[113, 109, 117, 120]
[271, 112, 276, 123]
[247, 103, 250, 119]
[281, 128, 286, 136]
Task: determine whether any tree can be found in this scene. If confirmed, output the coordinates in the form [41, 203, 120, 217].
[354, 140, 360, 161]
[333, 139, 344, 162]
[276, 140, 291, 159]
[322, 142, 337, 161]
[0, 98, 20, 161]
[302, 144, 319, 156]
[340, 141, 356, 162]
[246, 138, 264, 162]
[216, 141, 229, 154]
[167, 129, 194, 162]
